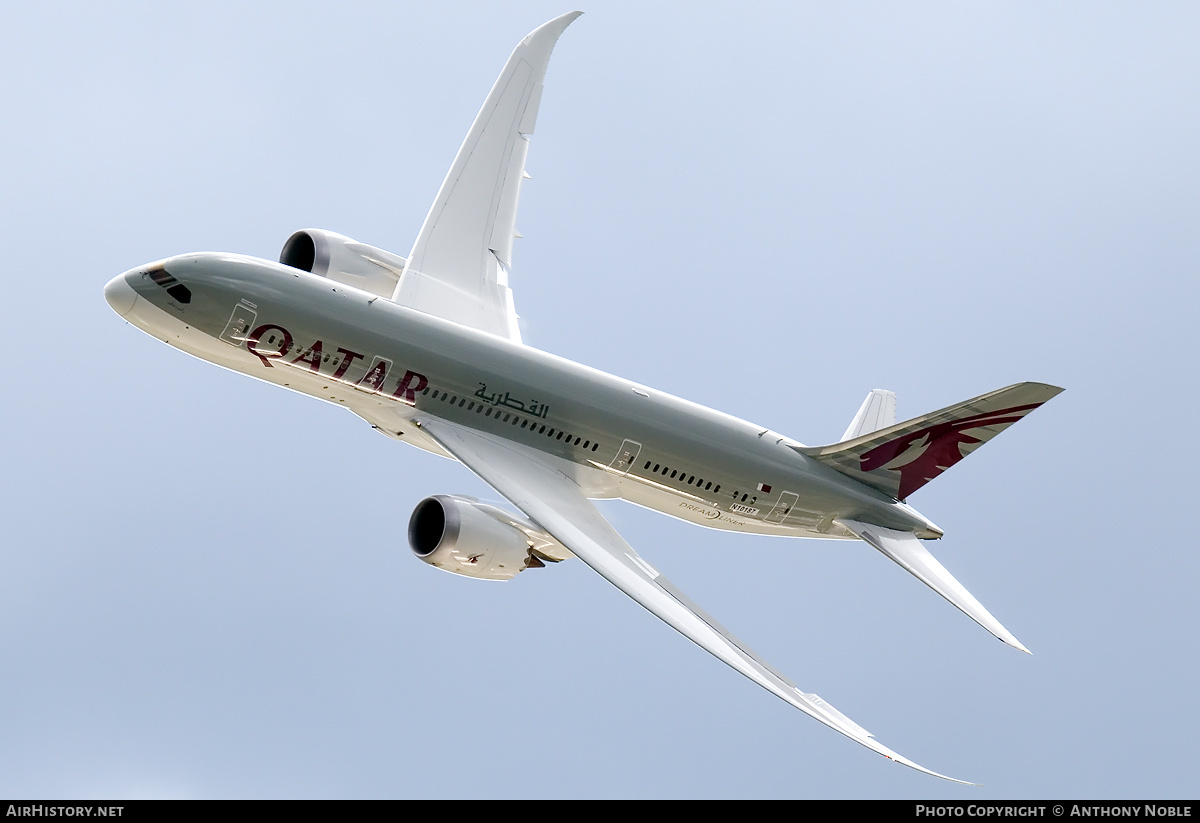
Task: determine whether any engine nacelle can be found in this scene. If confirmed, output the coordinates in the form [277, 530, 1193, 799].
[279, 228, 407, 299]
[408, 495, 570, 581]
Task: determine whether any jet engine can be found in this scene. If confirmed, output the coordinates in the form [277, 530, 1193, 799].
[279, 228, 407, 299]
[408, 495, 571, 581]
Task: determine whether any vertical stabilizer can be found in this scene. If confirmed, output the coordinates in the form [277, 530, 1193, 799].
[798, 382, 1063, 501]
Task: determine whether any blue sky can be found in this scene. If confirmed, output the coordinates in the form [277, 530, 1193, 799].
[2, 1, 1198, 798]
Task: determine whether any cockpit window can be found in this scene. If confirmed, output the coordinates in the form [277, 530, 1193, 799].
[145, 265, 192, 304]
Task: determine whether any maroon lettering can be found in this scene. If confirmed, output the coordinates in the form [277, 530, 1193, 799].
[332, 347, 364, 381]
[392, 369, 429, 405]
[246, 324, 292, 368]
[290, 340, 324, 372]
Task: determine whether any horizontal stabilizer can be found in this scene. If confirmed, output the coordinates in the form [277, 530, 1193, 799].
[838, 518, 1028, 652]
[799, 382, 1063, 501]
[841, 389, 897, 441]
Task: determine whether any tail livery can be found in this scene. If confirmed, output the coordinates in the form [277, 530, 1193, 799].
[800, 382, 1063, 502]
[804, 382, 1062, 650]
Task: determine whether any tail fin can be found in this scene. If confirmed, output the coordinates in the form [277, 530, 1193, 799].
[798, 382, 1062, 501]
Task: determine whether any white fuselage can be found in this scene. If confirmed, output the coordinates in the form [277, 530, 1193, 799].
[105, 251, 941, 541]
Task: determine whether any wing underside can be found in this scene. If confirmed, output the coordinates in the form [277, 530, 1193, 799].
[417, 417, 972, 783]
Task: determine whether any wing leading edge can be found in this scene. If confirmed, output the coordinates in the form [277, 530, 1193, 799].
[394, 12, 581, 342]
[417, 417, 973, 783]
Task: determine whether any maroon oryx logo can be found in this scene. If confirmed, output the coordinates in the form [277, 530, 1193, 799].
[860, 403, 1044, 500]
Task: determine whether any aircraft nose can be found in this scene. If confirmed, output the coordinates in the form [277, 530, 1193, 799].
[104, 272, 137, 317]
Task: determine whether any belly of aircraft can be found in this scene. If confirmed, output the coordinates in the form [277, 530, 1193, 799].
[614, 478, 844, 538]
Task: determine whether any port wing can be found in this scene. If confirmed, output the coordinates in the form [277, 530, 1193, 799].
[418, 416, 972, 783]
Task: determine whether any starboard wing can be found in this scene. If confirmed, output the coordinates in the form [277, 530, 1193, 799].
[393, 12, 581, 342]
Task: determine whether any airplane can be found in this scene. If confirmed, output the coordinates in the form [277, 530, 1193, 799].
[103, 11, 1061, 783]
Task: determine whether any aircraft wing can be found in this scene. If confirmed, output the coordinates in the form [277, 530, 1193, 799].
[417, 417, 972, 783]
[393, 12, 581, 342]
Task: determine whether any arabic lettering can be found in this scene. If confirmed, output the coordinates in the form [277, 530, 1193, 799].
[474, 383, 549, 417]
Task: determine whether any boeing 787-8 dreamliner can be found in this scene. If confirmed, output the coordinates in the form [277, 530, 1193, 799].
[104, 12, 1060, 782]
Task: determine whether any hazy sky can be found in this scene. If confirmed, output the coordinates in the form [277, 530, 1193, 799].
[2, 1, 1198, 799]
